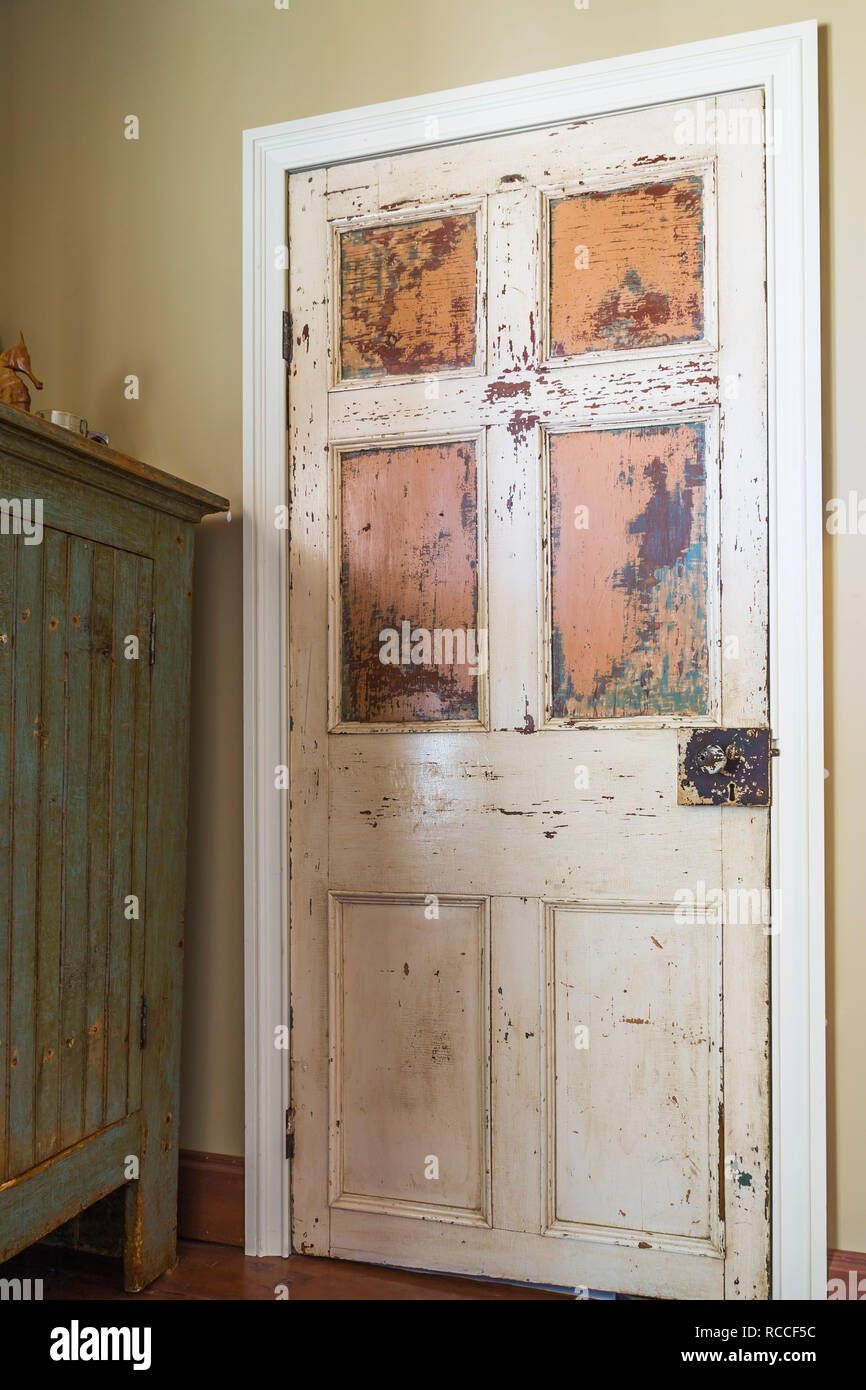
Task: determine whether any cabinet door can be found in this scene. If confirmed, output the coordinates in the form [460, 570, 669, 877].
[0, 526, 152, 1179]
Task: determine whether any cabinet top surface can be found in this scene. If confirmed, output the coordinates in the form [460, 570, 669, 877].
[0, 402, 230, 522]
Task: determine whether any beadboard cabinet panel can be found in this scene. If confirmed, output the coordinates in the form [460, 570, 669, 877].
[4, 533, 155, 1177]
[0, 403, 227, 1289]
[0, 528, 153, 1180]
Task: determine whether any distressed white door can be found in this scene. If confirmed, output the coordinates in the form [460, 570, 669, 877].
[288, 91, 770, 1299]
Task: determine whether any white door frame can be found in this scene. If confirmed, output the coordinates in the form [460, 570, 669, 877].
[242, 20, 824, 1298]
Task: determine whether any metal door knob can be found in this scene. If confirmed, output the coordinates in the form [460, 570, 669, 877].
[696, 743, 728, 775]
[679, 727, 771, 806]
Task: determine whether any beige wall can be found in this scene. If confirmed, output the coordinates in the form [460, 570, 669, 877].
[1, 0, 861, 1251]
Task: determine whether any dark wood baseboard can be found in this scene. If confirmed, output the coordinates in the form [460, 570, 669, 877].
[827, 1248, 866, 1299]
[178, 1150, 244, 1249]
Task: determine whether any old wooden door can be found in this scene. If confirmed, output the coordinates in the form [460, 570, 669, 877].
[288, 90, 770, 1299]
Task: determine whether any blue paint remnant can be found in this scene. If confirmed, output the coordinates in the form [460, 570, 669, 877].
[593, 267, 673, 350]
[551, 421, 709, 719]
[592, 176, 704, 349]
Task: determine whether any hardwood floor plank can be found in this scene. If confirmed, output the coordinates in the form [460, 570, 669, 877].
[0, 1239, 570, 1300]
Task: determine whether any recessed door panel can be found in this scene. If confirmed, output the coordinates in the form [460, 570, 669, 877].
[337, 209, 480, 380]
[546, 904, 719, 1246]
[336, 438, 485, 728]
[546, 420, 712, 721]
[330, 894, 490, 1224]
[548, 174, 706, 357]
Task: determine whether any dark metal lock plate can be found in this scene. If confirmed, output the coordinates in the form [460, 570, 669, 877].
[677, 727, 772, 807]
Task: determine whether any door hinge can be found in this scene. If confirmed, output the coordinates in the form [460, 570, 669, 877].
[140, 996, 148, 1050]
[282, 310, 292, 366]
[285, 1106, 295, 1160]
[149, 610, 156, 666]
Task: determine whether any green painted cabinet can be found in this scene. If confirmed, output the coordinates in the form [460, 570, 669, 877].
[0, 403, 228, 1289]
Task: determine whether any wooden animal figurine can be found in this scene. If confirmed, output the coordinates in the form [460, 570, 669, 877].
[0, 333, 43, 411]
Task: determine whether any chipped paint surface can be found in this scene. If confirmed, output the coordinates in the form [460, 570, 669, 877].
[551, 906, 717, 1240]
[550, 422, 709, 718]
[340, 440, 479, 723]
[339, 213, 477, 379]
[290, 91, 770, 1298]
[549, 177, 704, 355]
[333, 895, 488, 1218]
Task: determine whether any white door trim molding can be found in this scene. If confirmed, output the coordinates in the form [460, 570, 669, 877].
[242, 21, 824, 1297]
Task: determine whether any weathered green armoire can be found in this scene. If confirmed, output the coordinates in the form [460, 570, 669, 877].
[0, 402, 228, 1289]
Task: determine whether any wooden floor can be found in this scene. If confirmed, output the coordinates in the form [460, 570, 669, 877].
[1, 1239, 571, 1300]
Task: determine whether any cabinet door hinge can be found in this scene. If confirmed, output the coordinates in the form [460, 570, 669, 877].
[285, 1106, 295, 1160]
[140, 996, 148, 1050]
[282, 310, 292, 366]
[149, 610, 156, 666]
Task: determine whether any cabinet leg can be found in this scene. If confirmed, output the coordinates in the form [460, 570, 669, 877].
[122, 1149, 179, 1292]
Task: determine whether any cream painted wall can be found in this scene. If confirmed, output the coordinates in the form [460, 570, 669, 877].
[1, 0, 860, 1251]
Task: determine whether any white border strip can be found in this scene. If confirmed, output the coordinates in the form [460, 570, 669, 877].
[242, 21, 824, 1296]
